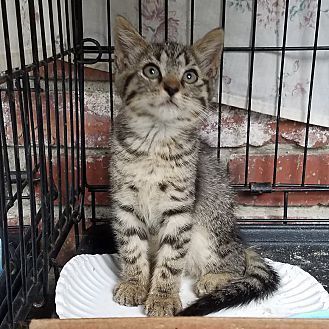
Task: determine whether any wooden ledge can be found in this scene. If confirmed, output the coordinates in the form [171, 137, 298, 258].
[30, 317, 329, 329]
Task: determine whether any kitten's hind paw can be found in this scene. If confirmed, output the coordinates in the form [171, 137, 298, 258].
[113, 281, 148, 306]
[194, 273, 234, 297]
[144, 293, 182, 316]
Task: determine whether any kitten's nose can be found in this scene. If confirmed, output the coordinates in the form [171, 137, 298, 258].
[164, 84, 179, 97]
[163, 76, 180, 97]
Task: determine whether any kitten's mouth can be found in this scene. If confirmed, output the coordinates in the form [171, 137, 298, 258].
[163, 99, 178, 108]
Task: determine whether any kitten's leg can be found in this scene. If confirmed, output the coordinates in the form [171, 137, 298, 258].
[193, 243, 245, 297]
[194, 272, 238, 297]
[145, 211, 192, 316]
[113, 206, 149, 306]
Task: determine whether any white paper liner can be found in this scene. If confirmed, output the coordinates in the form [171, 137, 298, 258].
[56, 254, 329, 319]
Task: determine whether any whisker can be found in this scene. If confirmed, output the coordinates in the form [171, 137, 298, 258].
[180, 96, 209, 122]
[135, 124, 156, 153]
[115, 122, 157, 157]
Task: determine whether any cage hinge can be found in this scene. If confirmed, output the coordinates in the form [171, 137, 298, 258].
[249, 182, 272, 194]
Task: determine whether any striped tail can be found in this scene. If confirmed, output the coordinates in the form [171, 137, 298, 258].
[177, 250, 280, 316]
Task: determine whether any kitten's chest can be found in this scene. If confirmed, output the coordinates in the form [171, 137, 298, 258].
[128, 155, 183, 193]
[127, 155, 194, 225]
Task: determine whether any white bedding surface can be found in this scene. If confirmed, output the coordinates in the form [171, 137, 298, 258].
[56, 254, 329, 319]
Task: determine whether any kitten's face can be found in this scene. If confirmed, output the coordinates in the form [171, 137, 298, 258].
[118, 43, 208, 122]
[114, 16, 224, 124]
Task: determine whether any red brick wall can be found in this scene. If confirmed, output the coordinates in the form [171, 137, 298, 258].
[3, 64, 329, 222]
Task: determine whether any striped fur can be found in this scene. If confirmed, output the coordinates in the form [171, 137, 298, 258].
[110, 16, 279, 317]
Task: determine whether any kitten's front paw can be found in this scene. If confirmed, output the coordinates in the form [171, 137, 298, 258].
[144, 293, 182, 316]
[113, 281, 148, 306]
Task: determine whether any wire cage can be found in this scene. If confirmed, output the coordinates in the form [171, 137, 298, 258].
[0, 0, 328, 327]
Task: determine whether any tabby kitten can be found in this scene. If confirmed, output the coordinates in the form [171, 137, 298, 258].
[109, 16, 279, 317]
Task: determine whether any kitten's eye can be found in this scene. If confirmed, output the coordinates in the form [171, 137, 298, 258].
[143, 64, 161, 79]
[182, 70, 198, 84]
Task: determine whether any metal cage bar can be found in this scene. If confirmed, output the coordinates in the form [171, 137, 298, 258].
[0, 0, 83, 326]
[301, 0, 322, 186]
[217, 0, 226, 160]
[244, 0, 258, 187]
[272, 0, 290, 186]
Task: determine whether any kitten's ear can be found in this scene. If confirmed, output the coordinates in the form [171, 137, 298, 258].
[114, 15, 148, 70]
[192, 28, 224, 80]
